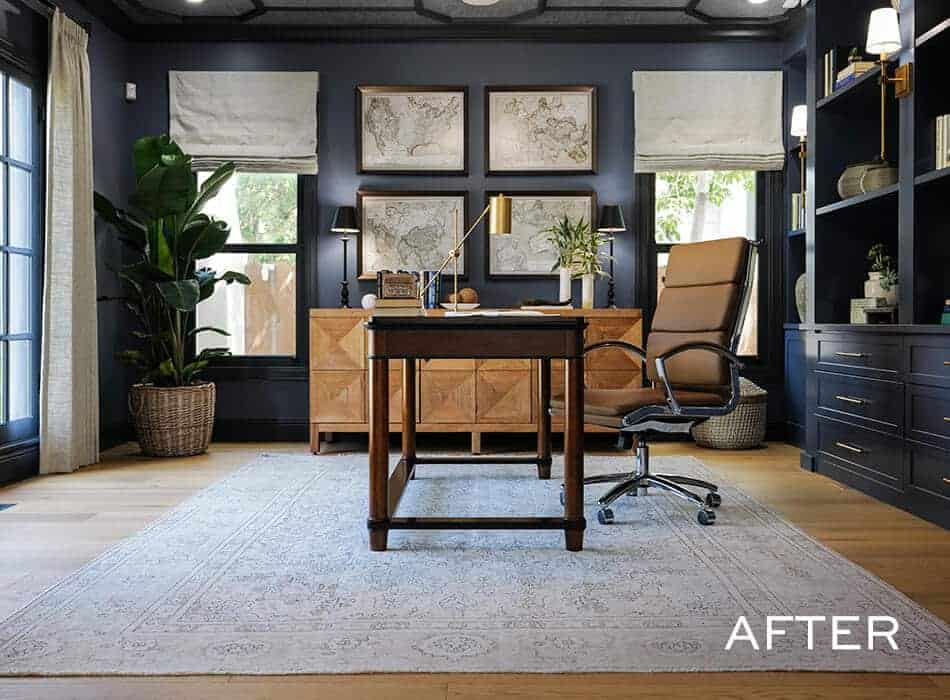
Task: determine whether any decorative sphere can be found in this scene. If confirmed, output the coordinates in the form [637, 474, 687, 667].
[361, 293, 378, 309]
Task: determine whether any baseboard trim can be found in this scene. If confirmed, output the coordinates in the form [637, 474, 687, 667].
[799, 450, 816, 472]
[0, 439, 39, 486]
[213, 418, 309, 442]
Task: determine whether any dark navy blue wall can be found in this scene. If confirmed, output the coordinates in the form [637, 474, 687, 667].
[110, 39, 785, 436]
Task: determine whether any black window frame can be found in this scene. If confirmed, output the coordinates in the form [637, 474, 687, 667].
[191, 173, 316, 381]
[635, 171, 784, 381]
[0, 51, 44, 449]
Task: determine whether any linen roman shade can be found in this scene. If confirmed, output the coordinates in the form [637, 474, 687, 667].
[632, 71, 784, 172]
[169, 71, 319, 174]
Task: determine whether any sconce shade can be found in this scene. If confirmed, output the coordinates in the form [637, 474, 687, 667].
[488, 194, 512, 235]
[597, 204, 627, 233]
[866, 7, 902, 56]
[330, 206, 359, 235]
[790, 105, 808, 138]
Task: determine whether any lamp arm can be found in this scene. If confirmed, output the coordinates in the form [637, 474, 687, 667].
[418, 203, 492, 299]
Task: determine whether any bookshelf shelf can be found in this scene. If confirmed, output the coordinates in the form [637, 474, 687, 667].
[815, 184, 898, 217]
[915, 167, 950, 189]
[787, 228, 806, 238]
[916, 17, 950, 49]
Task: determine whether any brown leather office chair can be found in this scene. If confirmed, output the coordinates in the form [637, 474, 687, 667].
[551, 237, 756, 526]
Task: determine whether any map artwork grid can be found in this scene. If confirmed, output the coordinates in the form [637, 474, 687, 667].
[488, 193, 595, 277]
[487, 87, 596, 173]
[358, 192, 467, 278]
[359, 86, 467, 173]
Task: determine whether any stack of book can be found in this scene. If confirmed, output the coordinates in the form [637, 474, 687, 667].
[835, 61, 876, 91]
[372, 297, 423, 316]
[936, 115, 950, 170]
[822, 47, 865, 97]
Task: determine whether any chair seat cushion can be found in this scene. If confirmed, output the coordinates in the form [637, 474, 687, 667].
[550, 386, 727, 418]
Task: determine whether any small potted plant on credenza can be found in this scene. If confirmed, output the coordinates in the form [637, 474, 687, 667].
[95, 135, 249, 457]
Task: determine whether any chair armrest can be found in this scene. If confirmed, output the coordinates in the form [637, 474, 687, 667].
[654, 342, 743, 415]
[583, 340, 647, 362]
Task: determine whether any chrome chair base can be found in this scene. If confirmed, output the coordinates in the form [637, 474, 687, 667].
[561, 437, 720, 526]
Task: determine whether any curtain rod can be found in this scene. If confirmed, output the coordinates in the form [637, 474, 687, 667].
[21, 0, 93, 35]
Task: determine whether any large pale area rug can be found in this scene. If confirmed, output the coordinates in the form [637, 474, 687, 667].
[2, 453, 949, 675]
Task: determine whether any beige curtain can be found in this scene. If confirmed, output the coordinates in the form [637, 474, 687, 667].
[40, 10, 98, 474]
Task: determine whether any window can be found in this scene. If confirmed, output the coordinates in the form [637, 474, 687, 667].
[655, 170, 759, 357]
[1, 70, 39, 442]
[196, 172, 299, 358]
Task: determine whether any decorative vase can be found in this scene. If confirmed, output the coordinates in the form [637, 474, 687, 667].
[128, 383, 215, 457]
[794, 273, 807, 323]
[581, 273, 595, 309]
[865, 272, 898, 306]
[837, 160, 898, 199]
[558, 267, 572, 303]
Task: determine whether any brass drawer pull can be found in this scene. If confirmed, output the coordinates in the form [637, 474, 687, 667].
[944, 417, 950, 423]
[835, 395, 867, 406]
[835, 351, 868, 359]
[945, 361, 950, 367]
[944, 478, 950, 486]
[835, 441, 865, 455]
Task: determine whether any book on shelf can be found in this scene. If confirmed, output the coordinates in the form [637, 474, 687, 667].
[937, 115, 949, 170]
[837, 62, 875, 82]
[823, 47, 864, 97]
[791, 193, 803, 230]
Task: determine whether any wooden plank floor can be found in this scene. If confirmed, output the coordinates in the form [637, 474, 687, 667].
[1, 437, 949, 699]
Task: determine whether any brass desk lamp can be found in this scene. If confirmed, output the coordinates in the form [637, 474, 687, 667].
[419, 194, 512, 311]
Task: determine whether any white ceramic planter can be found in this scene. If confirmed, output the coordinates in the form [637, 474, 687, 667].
[581, 274, 595, 309]
[558, 267, 572, 303]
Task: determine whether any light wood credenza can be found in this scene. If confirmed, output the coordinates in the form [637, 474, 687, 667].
[309, 308, 643, 454]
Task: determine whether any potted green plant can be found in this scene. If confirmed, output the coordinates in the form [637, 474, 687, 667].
[569, 220, 612, 309]
[866, 243, 898, 306]
[544, 215, 586, 303]
[95, 135, 250, 457]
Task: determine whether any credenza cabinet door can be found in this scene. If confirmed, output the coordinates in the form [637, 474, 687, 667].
[585, 318, 644, 372]
[476, 370, 533, 424]
[419, 370, 476, 424]
[310, 316, 365, 370]
[310, 371, 366, 423]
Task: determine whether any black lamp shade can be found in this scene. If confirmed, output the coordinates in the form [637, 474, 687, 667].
[597, 204, 626, 233]
[331, 206, 359, 234]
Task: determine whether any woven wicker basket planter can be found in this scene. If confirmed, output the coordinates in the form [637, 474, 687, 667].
[129, 383, 216, 457]
[691, 378, 767, 450]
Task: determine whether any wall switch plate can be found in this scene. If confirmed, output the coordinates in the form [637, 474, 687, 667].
[125, 82, 137, 102]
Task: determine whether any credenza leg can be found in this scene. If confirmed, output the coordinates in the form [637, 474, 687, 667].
[471, 431, 482, 455]
[537, 358, 552, 480]
[369, 358, 390, 551]
[563, 357, 585, 552]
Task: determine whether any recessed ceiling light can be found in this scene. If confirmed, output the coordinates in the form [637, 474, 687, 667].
[186, 0, 205, 4]
[462, 0, 501, 6]
[748, 0, 769, 5]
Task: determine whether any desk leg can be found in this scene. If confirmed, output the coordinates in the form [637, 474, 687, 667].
[402, 359, 417, 479]
[536, 358, 552, 480]
[563, 357, 585, 552]
[368, 358, 390, 551]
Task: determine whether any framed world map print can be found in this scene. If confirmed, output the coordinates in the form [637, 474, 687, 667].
[485, 86, 597, 175]
[486, 191, 596, 278]
[357, 191, 469, 279]
[357, 86, 468, 174]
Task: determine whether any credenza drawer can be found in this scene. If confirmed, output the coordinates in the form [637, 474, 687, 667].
[817, 417, 904, 491]
[907, 443, 950, 504]
[816, 335, 902, 379]
[906, 384, 950, 450]
[816, 371, 902, 433]
[907, 337, 950, 389]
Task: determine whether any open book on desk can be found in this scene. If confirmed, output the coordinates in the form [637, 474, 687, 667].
[441, 310, 545, 317]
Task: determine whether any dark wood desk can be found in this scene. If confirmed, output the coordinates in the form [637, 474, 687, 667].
[365, 315, 587, 551]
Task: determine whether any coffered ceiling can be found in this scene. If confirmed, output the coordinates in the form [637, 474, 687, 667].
[83, 0, 802, 41]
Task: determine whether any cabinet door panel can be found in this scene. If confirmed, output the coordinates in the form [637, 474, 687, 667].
[477, 371, 533, 424]
[389, 368, 403, 425]
[310, 317, 365, 370]
[311, 371, 365, 423]
[420, 371, 475, 423]
[585, 318, 644, 372]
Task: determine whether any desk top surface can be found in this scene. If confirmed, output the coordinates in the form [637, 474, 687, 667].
[365, 314, 587, 331]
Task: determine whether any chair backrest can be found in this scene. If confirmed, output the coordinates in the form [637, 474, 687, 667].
[646, 237, 754, 391]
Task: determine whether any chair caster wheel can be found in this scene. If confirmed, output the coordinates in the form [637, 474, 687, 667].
[697, 509, 716, 526]
[597, 508, 615, 525]
[559, 487, 566, 506]
[705, 492, 722, 508]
